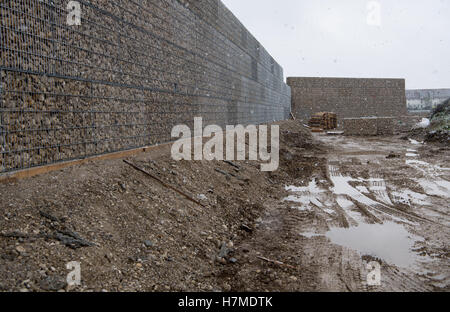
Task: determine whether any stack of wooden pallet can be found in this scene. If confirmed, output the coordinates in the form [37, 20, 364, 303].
[308, 112, 338, 132]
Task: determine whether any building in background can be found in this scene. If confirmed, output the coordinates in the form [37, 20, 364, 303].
[406, 89, 450, 113]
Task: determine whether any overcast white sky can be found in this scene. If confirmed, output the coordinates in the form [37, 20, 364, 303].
[221, 0, 450, 90]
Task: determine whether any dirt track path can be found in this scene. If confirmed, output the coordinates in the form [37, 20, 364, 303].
[227, 134, 449, 292]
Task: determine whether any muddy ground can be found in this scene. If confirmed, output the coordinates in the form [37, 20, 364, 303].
[0, 121, 448, 292]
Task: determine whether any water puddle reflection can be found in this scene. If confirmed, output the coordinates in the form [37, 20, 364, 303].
[324, 221, 426, 269]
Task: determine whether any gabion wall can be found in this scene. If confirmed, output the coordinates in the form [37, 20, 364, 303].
[287, 77, 406, 121]
[0, 0, 291, 173]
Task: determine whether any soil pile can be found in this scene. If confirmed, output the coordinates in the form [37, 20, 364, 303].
[0, 120, 321, 292]
[425, 98, 450, 144]
[405, 98, 450, 145]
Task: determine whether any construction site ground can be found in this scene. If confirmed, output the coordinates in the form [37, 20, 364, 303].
[0, 120, 448, 292]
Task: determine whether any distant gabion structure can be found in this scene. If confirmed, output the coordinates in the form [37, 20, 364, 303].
[287, 77, 406, 122]
[0, 0, 291, 173]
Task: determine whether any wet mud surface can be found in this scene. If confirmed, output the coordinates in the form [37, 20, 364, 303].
[0, 123, 448, 292]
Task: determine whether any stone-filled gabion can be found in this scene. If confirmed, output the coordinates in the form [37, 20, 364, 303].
[0, 0, 291, 173]
[343, 118, 379, 136]
[343, 117, 396, 136]
[287, 77, 407, 122]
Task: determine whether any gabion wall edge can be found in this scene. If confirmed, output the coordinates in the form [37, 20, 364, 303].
[0, 0, 291, 174]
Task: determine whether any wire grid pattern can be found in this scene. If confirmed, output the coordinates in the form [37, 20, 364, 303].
[0, 0, 291, 173]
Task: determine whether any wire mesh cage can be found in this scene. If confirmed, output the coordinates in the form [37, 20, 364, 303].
[0, 0, 291, 174]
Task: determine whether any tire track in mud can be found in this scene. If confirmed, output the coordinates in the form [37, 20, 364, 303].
[327, 163, 434, 225]
[226, 134, 449, 292]
[404, 154, 450, 209]
[382, 266, 434, 292]
[283, 178, 435, 292]
[368, 174, 393, 205]
[346, 198, 382, 224]
[396, 151, 450, 229]
[281, 173, 381, 291]
[321, 135, 450, 291]
[282, 163, 434, 291]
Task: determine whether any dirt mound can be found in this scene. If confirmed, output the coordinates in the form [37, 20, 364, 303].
[425, 130, 449, 144]
[431, 98, 450, 118]
[0, 120, 320, 292]
[403, 98, 450, 145]
[426, 98, 450, 144]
